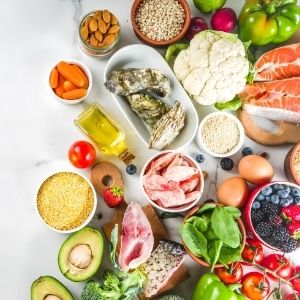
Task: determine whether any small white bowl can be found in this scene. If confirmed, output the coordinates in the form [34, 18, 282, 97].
[49, 59, 92, 105]
[35, 171, 97, 234]
[196, 112, 245, 158]
[140, 150, 204, 213]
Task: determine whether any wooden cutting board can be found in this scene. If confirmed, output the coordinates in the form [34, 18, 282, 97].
[239, 109, 300, 145]
[91, 161, 190, 299]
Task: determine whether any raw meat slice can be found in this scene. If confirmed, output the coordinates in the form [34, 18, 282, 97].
[181, 159, 190, 166]
[180, 175, 200, 193]
[239, 78, 300, 124]
[143, 174, 179, 190]
[150, 152, 176, 173]
[138, 239, 186, 298]
[163, 166, 199, 182]
[185, 191, 201, 203]
[255, 43, 300, 81]
[119, 202, 154, 271]
[150, 188, 186, 208]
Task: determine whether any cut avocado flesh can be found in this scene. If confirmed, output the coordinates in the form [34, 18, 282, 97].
[58, 226, 104, 282]
[31, 276, 73, 300]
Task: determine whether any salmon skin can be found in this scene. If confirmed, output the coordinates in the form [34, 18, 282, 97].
[239, 78, 300, 124]
[255, 43, 300, 81]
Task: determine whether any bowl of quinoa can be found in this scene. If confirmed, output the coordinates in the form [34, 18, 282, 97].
[36, 171, 97, 233]
[196, 112, 245, 158]
[131, 0, 191, 46]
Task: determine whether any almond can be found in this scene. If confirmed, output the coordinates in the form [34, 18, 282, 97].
[108, 25, 120, 34]
[98, 42, 104, 48]
[84, 16, 93, 28]
[98, 19, 107, 34]
[111, 14, 118, 25]
[103, 10, 111, 23]
[80, 26, 89, 40]
[106, 22, 110, 31]
[95, 31, 103, 42]
[90, 34, 98, 47]
[94, 10, 102, 20]
[103, 34, 115, 46]
[89, 17, 98, 32]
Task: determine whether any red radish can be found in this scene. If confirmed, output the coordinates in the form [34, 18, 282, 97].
[211, 8, 237, 32]
[185, 17, 208, 41]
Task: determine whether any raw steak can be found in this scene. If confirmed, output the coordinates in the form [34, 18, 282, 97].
[239, 78, 300, 124]
[138, 239, 186, 298]
[119, 202, 154, 271]
[255, 43, 300, 81]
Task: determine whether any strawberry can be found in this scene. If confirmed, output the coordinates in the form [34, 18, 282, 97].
[102, 186, 124, 208]
[281, 205, 300, 223]
[288, 222, 300, 240]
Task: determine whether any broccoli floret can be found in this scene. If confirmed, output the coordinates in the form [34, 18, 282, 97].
[119, 269, 146, 293]
[103, 270, 121, 293]
[81, 280, 121, 300]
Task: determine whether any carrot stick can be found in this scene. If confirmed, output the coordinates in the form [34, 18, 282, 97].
[54, 74, 66, 98]
[57, 61, 85, 88]
[63, 80, 77, 92]
[62, 88, 87, 100]
[72, 64, 89, 89]
[49, 67, 59, 88]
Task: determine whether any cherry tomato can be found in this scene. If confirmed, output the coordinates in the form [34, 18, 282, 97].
[284, 293, 300, 300]
[261, 254, 294, 281]
[68, 141, 96, 168]
[215, 262, 243, 284]
[241, 238, 264, 265]
[242, 272, 270, 300]
[291, 266, 300, 293]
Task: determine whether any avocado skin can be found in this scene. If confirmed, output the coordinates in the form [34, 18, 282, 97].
[31, 275, 73, 300]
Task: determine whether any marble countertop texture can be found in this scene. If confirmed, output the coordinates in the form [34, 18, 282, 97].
[0, 0, 299, 299]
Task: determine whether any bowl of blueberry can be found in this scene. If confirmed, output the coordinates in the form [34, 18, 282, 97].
[244, 182, 300, 253]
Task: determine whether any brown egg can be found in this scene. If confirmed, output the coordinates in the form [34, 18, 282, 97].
[217, 176, 249, 208]
[238, 154, 274, 185]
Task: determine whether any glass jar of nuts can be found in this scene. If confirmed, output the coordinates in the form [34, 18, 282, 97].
[78, 10, 121, 58]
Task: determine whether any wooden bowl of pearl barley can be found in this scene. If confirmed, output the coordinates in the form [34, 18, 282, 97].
[131, 0, 191, 46]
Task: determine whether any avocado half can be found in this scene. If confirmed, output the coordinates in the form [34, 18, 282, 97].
[58, 226, 104, 282]
[31, 276, 73, 300]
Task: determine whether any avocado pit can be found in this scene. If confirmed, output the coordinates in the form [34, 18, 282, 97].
[68, 244, 92, 269]
[44, 295, 62, 300]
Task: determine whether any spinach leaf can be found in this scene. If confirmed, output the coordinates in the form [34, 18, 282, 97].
[160, 212, 184, 219]
[180, 223, 210, 263]
[223, 206, 241, 219]
[208, 240, 223, 271]
[194, 217, 208, 233]
[218, 244, 242, 266]
[211, 207, 241, 248]
[186, 216, 200, 224]
[205, 225, 218, 240]
[196, 203, 216, 215]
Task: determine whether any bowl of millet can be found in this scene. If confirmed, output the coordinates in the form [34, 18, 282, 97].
[131, 0, 191, 46]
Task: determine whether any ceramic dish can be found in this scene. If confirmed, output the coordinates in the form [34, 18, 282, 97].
[104, 44, 199, 150]
[130, 0, 191, 46]
[140, 150, 204, 212]
[284, 142, 300, 185]
[196, 112, 245, 158]
[49, 59, 92, 105]
[35, 171, 97, 234]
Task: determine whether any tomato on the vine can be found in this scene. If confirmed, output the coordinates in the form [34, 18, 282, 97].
[291, 266, 300, 293]
[215, 262, 243, 284]
[68, 141, 96, 169]
[241, 238, 264, 265]
[242, 272, 270, 300]
[261, 254, 294, 281]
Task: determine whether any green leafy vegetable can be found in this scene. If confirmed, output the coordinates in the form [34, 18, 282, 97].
[196, 203, 216, 215]
[194, 217, 208, 233]
[109, 224, 119, 269]
[181, 223, 210, 263]
[186, 216, 200, 224]
[215, 97, 242, 111]
[218, 245, 242, 266]
[205, 225, 218, 241]
[223, 207, 241, 219]
[160, 212, 184, 219]
[209, 240, 223, 271]
[211, 207, 241, 248]
[165, 43, 188, 66]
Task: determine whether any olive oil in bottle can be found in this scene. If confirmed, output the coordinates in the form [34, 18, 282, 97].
[75, 103, 135, 165]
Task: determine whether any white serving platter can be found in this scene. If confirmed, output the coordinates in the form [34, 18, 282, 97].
[104, 44, 199, 150]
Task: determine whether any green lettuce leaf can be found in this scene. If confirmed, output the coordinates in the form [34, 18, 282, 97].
[215, 97, 242, 111]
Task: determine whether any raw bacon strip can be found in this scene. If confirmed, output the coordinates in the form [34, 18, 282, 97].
[255, 43, 300, 81]
[119, 202, 154, 271]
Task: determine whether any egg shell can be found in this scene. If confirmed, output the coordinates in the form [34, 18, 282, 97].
[238, 155, 274, 185]
[217, 176, 249, 208]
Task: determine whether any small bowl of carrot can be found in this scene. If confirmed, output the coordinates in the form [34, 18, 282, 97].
[49, 59, 92, 104]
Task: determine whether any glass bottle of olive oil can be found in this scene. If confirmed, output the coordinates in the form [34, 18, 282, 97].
[75, 103, 135, 165]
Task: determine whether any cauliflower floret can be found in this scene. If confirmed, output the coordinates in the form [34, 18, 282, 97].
[173, 30, 250, 105]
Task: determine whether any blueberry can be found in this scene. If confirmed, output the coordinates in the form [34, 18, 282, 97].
[196, 154, 205, 163]
[280, 198, 291, 207]
[242, 147, 253, 156]
[126, 164, 137, 175]
[287, 195, 294, 204]
[277, 190, 289, 198]
[273, 184, 284, 191]
[284, 186, 291, 194]
[295, 197, 300, 205]
[256, 193, 266, 201]
[271, 194, 280, 205]
[252, 201, 261, 209]
[291, 187, 300, 197]
[262, 186, 273, 196]
[265, 196, 271, 202]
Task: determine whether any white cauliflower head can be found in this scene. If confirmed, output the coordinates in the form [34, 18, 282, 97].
[173, 30, 249, 105]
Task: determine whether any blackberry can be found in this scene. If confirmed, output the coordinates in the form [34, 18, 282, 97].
[271, 225, 290, 242]
[261, 201, 280, 216]
[251, 209, 265, 224]
[196, 154, 205, 163]
[277, 238, 297, 253]
[255, 221, 273, 237]
[268, 215, 283, 226]
[220, 158, 234, 171]
[242, 147, 253, 156]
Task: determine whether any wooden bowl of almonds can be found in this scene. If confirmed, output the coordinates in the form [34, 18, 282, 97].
[79, 10, 120, 58]
[131, 0, 191, 46]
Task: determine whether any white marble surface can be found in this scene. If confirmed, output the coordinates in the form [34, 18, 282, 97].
[0, 0, 299, 299]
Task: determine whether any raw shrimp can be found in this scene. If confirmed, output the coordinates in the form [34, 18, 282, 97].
[143, 174, 178, 190]
[185, 191, 201, 204]
[150, 188, 186, 208]
[163, 166, 199, 182]
[150, 152, 176, 172]
[180, 175, 200, 193]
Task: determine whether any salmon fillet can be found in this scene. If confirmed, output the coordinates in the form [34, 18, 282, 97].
[239, 78, 300, 124]
[255, 43, 300, 81]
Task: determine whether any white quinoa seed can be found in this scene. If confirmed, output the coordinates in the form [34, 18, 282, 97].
[201, 115, 240, 154]
[135, 0, 185, 41]
[37, 172, 94, 231]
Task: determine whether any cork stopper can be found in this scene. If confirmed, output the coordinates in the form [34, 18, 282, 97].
[118, 149, 135, 165]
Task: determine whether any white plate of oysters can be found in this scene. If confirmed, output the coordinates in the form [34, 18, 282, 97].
[104, 44, 199, 151]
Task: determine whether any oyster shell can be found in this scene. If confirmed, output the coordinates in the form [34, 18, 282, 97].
[104, 68, 171, 97]
[126, 93, 168, 129]
[149, 101, 185, 150]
